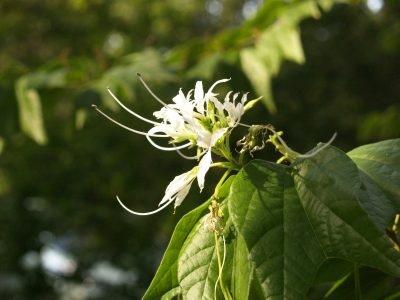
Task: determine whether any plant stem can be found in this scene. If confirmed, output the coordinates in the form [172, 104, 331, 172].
[212, 169, 233, 300]
[354, 264, 362, 300]
[213, 169, 232, 197]
[210, 162, 236, 170]
[214, 231, 232, 300]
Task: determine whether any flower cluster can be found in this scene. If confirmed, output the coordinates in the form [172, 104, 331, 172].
[93, 76, 249, 215]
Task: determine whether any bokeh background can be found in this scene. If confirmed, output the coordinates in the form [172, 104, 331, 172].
[0, 0, 399, 299]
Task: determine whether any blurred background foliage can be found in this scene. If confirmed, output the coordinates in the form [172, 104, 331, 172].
[0, 0, 399, 299]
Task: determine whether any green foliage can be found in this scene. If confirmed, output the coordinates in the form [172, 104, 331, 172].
[12, 0, 356, 145]
[15, 69, 66, 144]
[143, 140, 400, 299]
[2, 0, 400, 299]
[0, 137, 4, 155]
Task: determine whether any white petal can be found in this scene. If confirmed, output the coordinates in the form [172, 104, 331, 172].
[209, 96, 224, 114]
[210, 128, 228, 147]
[194, 81, 204, 101]
[197, 150, 212, 191]
[196, 129, 213, 149]
[159, 168, 197, 206]
[174, 181, 193, 208]
[223, 91, 233, 102]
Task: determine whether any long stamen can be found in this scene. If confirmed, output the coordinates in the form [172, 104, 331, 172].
[107, 88, 160, 125]
[238, 122, 251, 128]
[146, 133, 191, 151]
[137, 73, 168, 106]
[116, 195, 174, 216]
[174, 146, 204, 160]
[92, 105, 167, 137]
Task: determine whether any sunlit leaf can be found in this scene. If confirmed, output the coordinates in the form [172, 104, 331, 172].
[142, 176, 234, 300]
[15, 69, 66, 144]
[15, 79, 48, 145]
[240, 49, 275, 113]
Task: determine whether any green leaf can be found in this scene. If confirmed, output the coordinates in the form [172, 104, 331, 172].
[324, 267, 399, 300]
[232, 233, 253, 300]
[15, 69, 66, 145]
[348, 139, 400, 209]
[240, 49, 275, 113]
[177, 200, 234, 300]
[313, 259, 353, 285]
[15, 79, 48, 145]
[229, 160, 325, 299]
[228, 148, 400, 299]
[293, 146, 400, 276]
[356, 171, 396, 230]
[142, 198, 211, 300]
[0, 137, 4, 155]
[161, 286, 181, 300]
[142, 175, 235, 300]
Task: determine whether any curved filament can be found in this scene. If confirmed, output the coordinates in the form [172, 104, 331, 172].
[116, 195, 173, 216]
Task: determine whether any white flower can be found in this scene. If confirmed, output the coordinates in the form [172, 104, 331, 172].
[223, 92, 248, 127]
[93, 76, 251, 215]
[116, 167, 198, 216]
[160, 167, 198, 208]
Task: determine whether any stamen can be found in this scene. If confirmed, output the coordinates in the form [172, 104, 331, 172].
[116, 195, 174, 216]
[238, 122, 251, 128]
[174, 146, 203, 160]
[107, 88, 160, 125]
[146, 133, 191, 151]
[137, 73, 168, 106]
[91, 105, 167, 137]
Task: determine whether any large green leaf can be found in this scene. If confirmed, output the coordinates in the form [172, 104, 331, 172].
[229, 160, 325, 299]
[177, 200, 235, 300]
[228, 147, 400, 299]
[142, 175, 235, 300]
[231, 233, 253, 300]
[293, 147, 400, 275]
[348, 138, 400, 209]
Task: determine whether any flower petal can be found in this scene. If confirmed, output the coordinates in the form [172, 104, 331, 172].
[210, 128, 228, 147]
[197, 150, 212, 191]
[194, 81, 205, 114]
[174, 181, 193, 208]
[159, 168, 197, 206]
